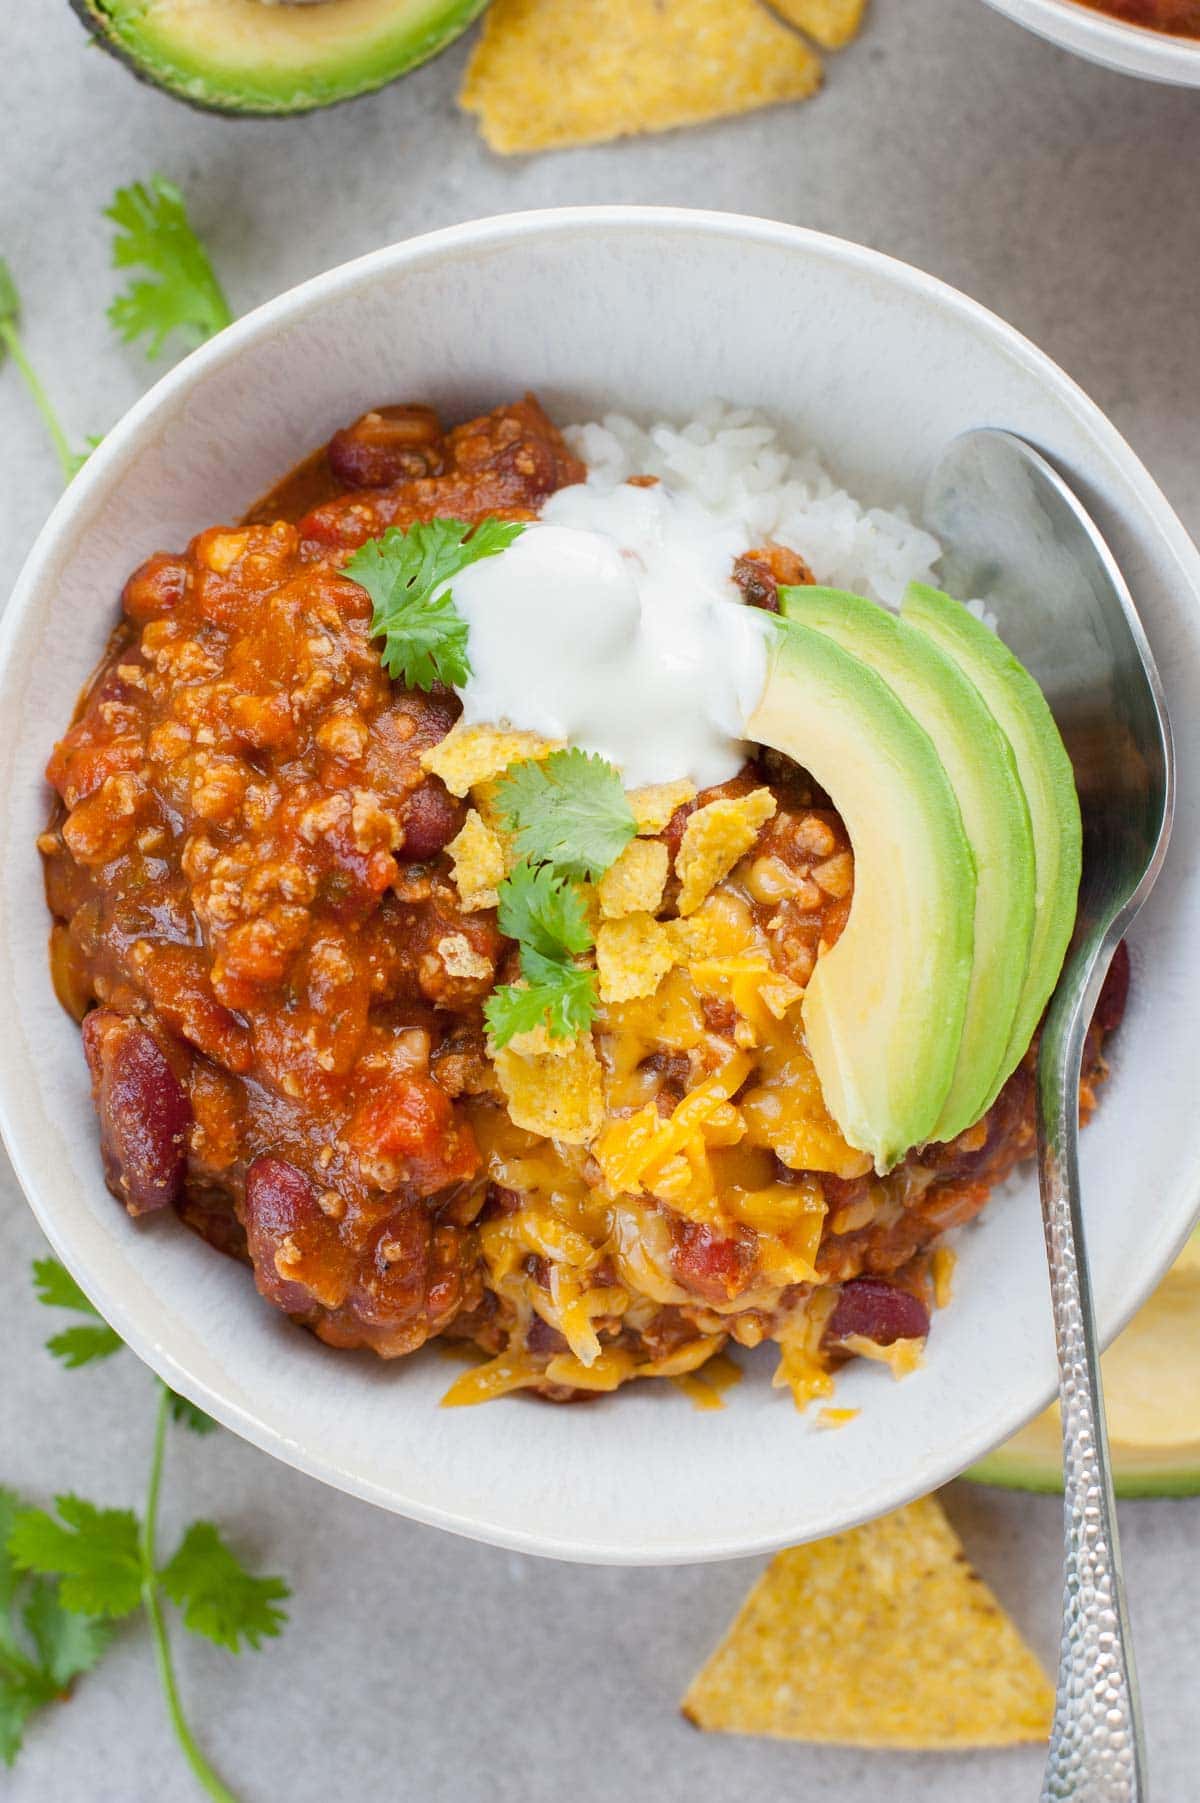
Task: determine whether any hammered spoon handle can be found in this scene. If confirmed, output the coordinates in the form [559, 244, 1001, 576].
[1038, 967, 1146, 1803]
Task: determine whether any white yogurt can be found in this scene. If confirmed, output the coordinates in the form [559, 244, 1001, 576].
[451, 482, 770, 789]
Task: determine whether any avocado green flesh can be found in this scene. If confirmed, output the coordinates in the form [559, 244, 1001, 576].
[74, 0, 489, 116]
[748, 620, 976, 1173]
[902, 583, 1082, 1109]
[780, 586, 1036, 1144]
[967, 1236, 1200, 1498]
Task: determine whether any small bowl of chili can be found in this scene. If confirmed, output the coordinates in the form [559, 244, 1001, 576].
[983, 0, 1200, 83]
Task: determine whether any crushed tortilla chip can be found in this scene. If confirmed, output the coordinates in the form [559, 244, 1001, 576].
[767, 0, 868, 50]
[816, 1406, 860, 1429]
[598, 838, 669, 920]
[682, 1496, 1055, 1747]
[676, 789, 777, 916]
[459, 0, 823, 155]
[420, 722, 561, 797]
[492, 1033, 605, 1144]
[436, 934, 493, 982]
[758, 974, 806, 1019]
[596, 912, 677, 1004]
[628, 780, 697, 835]
[446, 809, 506, 911]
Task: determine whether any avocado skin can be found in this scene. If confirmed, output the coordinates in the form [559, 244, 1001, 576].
[70, 0, 489, 118]
[966, 1448, 1200, 1500]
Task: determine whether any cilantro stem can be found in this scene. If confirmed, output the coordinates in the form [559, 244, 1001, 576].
[141, 1388, 238, 1803]
[0, 318, 80, 485]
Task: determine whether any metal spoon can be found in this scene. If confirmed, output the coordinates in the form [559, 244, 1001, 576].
[924, 429, 1173, 1803]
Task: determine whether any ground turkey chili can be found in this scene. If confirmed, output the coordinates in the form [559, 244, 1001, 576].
[39, 395, 1128, 1403]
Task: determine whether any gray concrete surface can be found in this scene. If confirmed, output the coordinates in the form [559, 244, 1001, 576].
[2, 2, 1198, 1799]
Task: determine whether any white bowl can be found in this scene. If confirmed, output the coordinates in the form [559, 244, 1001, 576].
[3, 209, 1199, 1564]
[983, 0, 1200, 85]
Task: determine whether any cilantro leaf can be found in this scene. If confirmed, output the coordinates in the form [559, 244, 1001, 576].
[494, 748, 636, 881]
[485, 965, 597, 1048]
[160, 1523, 289, 1654]
[44, 1325, 124, 1370]
[0, 1490, 112, 1768]
[8, 1498, 143, 1620]
[106, 176, 233, 360]
[0, 1490, 21, 1627]
[496, 861, 592, 961]
[345, 516, 524, 691]
[164, 1388, 217, 1437]
[32, 1258, 123, 1367]
[22, 1582, 110, 1691]
[32, 1258, 98, 1315]
[0, 1672, 48, 1769]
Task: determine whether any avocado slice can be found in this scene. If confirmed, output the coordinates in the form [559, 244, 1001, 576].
[747, 620, 976, 1173]
[72, 0, 489, 116]
[968, 1234, 1200, 1499]
[902, 583, 1082, 1104]
[780, 586, 1037, 1143]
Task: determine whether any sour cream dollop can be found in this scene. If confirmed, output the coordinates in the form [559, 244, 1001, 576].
[450, 482, 770, 790]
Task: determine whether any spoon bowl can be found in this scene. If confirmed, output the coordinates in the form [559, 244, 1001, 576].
[926, 428, 1173, 1801]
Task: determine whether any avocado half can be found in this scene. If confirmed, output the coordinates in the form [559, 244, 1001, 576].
[72, 0, 490, 116]
[968, 1235, 1200, 1498]
[902, 582, 1082, 1111]
[780, 585, 1037, 1144]
[748, 619, 977, 1172]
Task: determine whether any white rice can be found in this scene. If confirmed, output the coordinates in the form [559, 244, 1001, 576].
[562, 399, 944, 611]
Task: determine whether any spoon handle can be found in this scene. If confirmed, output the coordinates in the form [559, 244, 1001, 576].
[1037, 987, 1147, 1803]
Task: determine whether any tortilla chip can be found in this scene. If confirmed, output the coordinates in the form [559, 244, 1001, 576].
[598, 838, 669, 920]
[435, 933, 494, 982]
[596, 912, 677, 1003]
[676, 789, 777, 916]
[767, 0, 868, 50]
[447, 808, 506, 911]
[460, 0, 823, 155]
[492, 1033, 605, 1144]
[420, 722, 561, 797]
[628, 780, 697, 835]
[682, 1496, 1054, 1748]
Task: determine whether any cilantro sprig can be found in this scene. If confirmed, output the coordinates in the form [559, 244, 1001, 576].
[345, 516, 525, 691]
[106, 176, 233, 359]
[0, 261, 95, 482]
[484, 862, 598, 1047]
[483, 750, 640, 1048]
[494, 747, 636, 881]
[4, 1259, 287, 1797]
[2, 176, 229, 485]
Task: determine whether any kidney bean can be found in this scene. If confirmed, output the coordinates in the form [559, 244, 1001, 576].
[671, 1218, 757, 1302]
[526, 1313, 569, 1356]
[327, 407, 446, 489]
[242, 1155, 354, 1315]
[732, 544, 815, 612]
[81, 1009, 191, 1216]
[398, 780, 465, 862]
[824, 1277, 930, 1347]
